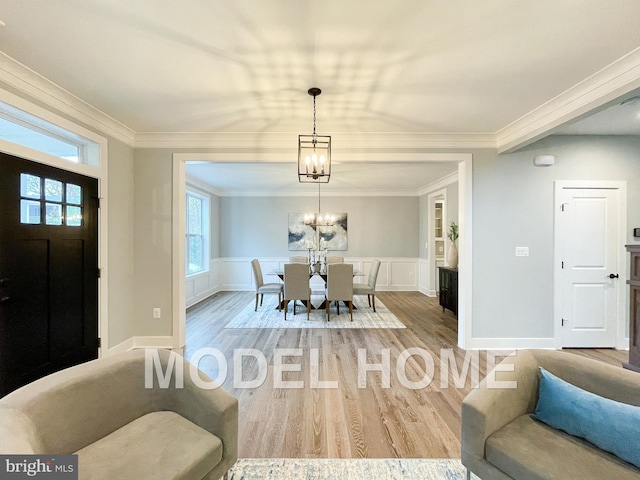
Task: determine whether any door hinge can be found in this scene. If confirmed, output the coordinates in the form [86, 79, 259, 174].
[561, 261, 564, 269]
[93, 196, 102, 208]
[561, 318, 566, 326]
[97, 268, 102, 278]
[97, 337, 101, 348]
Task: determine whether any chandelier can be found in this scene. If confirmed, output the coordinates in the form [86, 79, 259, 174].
[298, 87, 331, 183]
[304, 183, 335, 227]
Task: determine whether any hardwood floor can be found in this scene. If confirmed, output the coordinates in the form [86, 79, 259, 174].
[185, 291, 627, 459]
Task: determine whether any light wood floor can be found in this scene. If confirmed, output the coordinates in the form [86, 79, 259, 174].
[185, 291, 627, 459]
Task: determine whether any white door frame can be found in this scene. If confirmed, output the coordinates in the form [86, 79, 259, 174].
[172, 153, 473, 349]
[553, 180, 628, 350]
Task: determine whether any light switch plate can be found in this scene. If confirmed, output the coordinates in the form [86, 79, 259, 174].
[515, 247, 529, 257]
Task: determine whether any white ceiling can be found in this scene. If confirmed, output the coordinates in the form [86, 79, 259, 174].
[1, 1, 640, 192]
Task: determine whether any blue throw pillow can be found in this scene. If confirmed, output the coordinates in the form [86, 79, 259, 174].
[531, 366, 640, 469]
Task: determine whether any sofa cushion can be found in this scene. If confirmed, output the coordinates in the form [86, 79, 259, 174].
[486, 415, 640, 480]
[532, 366, 640, 468]
[75, 411, 222, 480]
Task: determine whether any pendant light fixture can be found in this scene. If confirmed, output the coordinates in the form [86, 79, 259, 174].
[298, 87, 331, 183]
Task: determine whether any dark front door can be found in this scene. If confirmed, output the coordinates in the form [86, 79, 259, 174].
[0, 152, 99, 397]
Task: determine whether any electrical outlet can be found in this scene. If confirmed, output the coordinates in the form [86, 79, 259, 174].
[515, 247, 529, 257]
[153, 307, 161, 318]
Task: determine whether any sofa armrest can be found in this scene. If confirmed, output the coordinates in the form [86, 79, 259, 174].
[461, 350, 540, 463]
[152, 352, 239, 470]
[0, 408, 41, 453]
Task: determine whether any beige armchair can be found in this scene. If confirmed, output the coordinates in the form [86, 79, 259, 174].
[251, 258, 283, 311]
[283, 263, 311, 320]
[325, 263, 353, 321]
[289, 256, 308, 263]
[0, 349, 238, 480]
[353, 259, 381, 312]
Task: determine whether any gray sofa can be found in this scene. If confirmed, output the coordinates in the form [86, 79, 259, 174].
[462, 349, 640, 480]
[0, 349, 238, 480]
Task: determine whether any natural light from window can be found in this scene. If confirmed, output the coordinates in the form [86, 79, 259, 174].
[0, 101, 100, 166]
[186, 189, 210, 276]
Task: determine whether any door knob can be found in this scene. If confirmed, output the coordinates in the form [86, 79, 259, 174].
[608, 273, 619, 279]
[0, 295, 10, 304]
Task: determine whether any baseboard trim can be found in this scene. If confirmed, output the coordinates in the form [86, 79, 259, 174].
[107, 336, 176, 355]
[464, 337, 557, 350]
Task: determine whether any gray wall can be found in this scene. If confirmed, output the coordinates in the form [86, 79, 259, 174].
[106, 138, 136, 345]
[133, 149, 174, 337]
[210, 193, 220, 258]
[220, 195, 419, 257]
[472, 136, 640, 339]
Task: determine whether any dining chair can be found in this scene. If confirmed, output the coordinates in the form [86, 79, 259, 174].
[251, 259, 283, 311]
[289, 256, 308, 264]
[326, 256, 344, 264]
[283, 263, 311, 320]
[353, 259, 381, 311]
[325, 263, 353, 321]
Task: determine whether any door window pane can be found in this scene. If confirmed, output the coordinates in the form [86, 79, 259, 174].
[20, 173, 41, 199]
[45, 203, 63, 225]
[66, 206, 82, 226]
[45, 179, 63, 202]
[66, 184, 82, 205]
[21, 199, 41, 224]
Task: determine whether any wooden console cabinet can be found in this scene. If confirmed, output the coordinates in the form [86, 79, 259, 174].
[438, 266, 458, 316]
[625, 245, 640, 372]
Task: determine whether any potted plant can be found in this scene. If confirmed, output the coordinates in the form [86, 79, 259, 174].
[447, 221, 459, 268]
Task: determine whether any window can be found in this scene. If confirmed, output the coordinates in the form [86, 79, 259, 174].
[20, 173, 83, 227]
[186, 189, 210, 275]
[0, 102, 100, 166]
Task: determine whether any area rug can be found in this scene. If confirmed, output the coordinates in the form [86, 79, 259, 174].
[224, 295, 406, 329]
[228, 458, 478, 479]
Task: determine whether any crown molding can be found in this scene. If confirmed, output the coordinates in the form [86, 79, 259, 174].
[496, 47, 640, 153]
[135, 131, 496, 150]
[417, 170, 459, 196]
[211, 188, 423, 197]
[0, 52, 136, 146]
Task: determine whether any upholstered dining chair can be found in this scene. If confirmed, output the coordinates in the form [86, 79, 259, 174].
[283, 263, 311, 320]
[325, 263, 353, 321]
[251, 259, 283, 311]
[353, 259, 381, 312]
[289, 256, 308, 264]
[326, 256, 344, 264]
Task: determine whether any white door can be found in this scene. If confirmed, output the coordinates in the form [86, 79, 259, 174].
[556, 186, 622, 348]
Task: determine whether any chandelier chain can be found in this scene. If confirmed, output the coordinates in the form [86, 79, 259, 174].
[312, 94, 317, 137]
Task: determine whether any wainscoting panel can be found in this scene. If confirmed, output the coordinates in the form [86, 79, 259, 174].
[389, 261, 417, 290]
[185, 258, 221, 308]
[216, 257, 419, 292]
